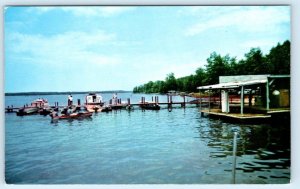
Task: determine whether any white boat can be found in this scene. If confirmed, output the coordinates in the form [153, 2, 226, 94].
[84, 93, 104, 112]
[17, 98, 49, 116]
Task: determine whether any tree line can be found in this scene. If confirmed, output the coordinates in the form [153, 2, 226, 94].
[133, 40, 290, 94]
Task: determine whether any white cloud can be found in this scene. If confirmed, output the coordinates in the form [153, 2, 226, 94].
[27, 6, 135, 17]
[26, 7, 57, 14]
[185, 6, 290, 36]
[126, 52, 204, 84]
[6, 30, 120, 66]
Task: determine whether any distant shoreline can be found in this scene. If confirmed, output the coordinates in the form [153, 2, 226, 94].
[5, 90, 132, 96]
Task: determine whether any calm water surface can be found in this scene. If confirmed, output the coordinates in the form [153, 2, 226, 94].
[5, 93, 290, 184]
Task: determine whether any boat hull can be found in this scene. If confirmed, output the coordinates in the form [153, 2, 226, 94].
[140, 104, 161, 110]
[52, 112, 93, 120]
[16, 107, 39, 116]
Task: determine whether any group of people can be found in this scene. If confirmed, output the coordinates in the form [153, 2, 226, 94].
[67, 93, 120, 106]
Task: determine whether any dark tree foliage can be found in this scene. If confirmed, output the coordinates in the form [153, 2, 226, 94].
[133, 40, 290, 93]
[266, 40, 290, 74]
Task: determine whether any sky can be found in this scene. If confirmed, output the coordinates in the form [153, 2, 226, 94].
[4, 6, 290, 92]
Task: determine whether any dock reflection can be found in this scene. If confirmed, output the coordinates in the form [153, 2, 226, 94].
[196, 117, 290, 177]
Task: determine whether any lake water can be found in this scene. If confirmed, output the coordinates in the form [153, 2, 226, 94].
[5, 93, 290, 184]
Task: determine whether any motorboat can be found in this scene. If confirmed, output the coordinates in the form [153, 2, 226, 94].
[85, 93, 104, 112]
[16, 98, 49, 116]
[50, 111, 93, 120]
[98, 105, 112, 112]
[140, 103, 160, 110]
[39, 107, 54, 116]
[16, 107, 39, 116]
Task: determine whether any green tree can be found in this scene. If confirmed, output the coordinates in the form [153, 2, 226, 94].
[239, 48, 268, 74]
[205, 52, 231, 84]
[165, 73, 177, 92]
[133, 40, 290, 93]
[195, 67, 207, 86]
[266, 40, 290, 74]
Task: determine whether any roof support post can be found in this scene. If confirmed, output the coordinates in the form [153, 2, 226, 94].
[266, 78, 270, 111]
[208, 90, 211, 112]
[221, 90, 230, 113]
[240, 86, 244, 115]
[219, 89, 222, 109]
[199, 90, 202, 111]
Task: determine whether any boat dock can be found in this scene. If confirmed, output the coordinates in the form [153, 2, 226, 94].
[5, 95, 202, 113]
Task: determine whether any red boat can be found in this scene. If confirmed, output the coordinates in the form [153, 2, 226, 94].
[51, 112, 93, 120]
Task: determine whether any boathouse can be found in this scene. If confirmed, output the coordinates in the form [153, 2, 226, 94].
[197, 75, 290, 122]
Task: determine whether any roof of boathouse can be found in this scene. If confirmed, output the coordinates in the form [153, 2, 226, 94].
[197, 75, 290, 90]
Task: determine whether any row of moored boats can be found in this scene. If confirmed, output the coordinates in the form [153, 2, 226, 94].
[15, 93, 161, 120]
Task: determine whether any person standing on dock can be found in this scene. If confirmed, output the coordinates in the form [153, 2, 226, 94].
[68, 94, 73, 106]
[70, 95, 73, 106]
[113, 93, 118, 105]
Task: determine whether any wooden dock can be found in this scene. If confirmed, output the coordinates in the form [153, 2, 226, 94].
[200, 108, 290, 123]
[5, 98, 201, 113]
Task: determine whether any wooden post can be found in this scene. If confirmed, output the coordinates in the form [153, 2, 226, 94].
[219, 89, 222, 109]
[232, 131, 238, 184]
[226, 90, 230, 113]
[208, 90, 211, 112]
[127, 98, 130, 105]
[199, 91, 202, 110]
[249, 90, 252, 107]
[266, 79, 270, 111]
[240, 86, 244, 115]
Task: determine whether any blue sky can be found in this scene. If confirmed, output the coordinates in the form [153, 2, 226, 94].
[4, 6, 290, 92]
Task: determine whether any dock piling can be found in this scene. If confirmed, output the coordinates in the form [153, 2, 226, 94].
[232, 131, 238, 184]
[182, 96, 186, 107]
[127, 98, 131, 105]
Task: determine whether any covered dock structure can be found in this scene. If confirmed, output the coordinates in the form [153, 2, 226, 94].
[197, 75, 290, 123]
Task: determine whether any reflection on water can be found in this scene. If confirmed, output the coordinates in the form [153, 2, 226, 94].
[5, 94, 290, 184]
[197, 117, 290, 183]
